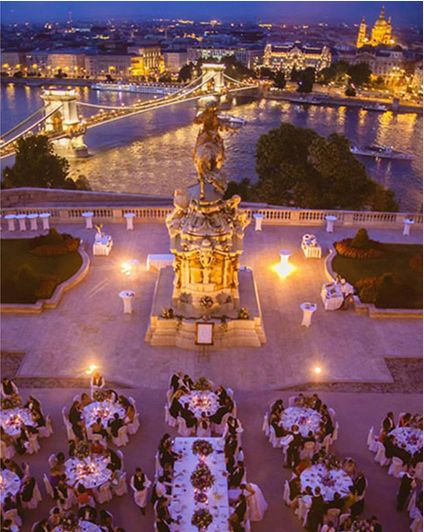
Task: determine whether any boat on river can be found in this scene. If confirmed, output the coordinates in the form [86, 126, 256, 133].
[217, 114, 247, 128]
[91, 82, 179, 95]
[350, 144, 414, 160]
[361, 103, 388, 112]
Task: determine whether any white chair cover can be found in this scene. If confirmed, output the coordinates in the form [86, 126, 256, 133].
[388, 456, 407, 478]
[262, 413, 270, 437]
[367, 426, 378, 452]
[113, 471, 128, 496]
[43, 473, 54, 498]
[164, 404, 177, 427]
[61, 406, 76, 440]
[374, 441, 390, 467]
[410, 515, 423, 532]
[283, 480, 291, 506]
[414, 462, 423, 481]
[95, 482, 112, 504]
[0, 440, 15, 459]
[112, 425, 129, 447]
[177, 416, 194, 437]
[26, 433, 40, 454]
[127, 413, 140, 435]
[197, 422, 211, 437]
[301, 441, 316, 460]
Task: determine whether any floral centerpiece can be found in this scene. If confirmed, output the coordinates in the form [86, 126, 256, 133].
[193, 377, 213, 391]
[192, 440, 213, 457]
[200, 296, 214, 309]
[190, 463, 215, 491]
[74, 441, 90, 460]
[59, 511, 79, 531]
[1, 396, 22, 410]
[191, 508, 213, 530]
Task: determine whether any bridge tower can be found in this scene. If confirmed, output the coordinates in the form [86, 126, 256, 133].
[40, 88, 88, 158]
[201, 64, 225, 93]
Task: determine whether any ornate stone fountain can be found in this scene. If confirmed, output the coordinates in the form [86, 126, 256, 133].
[146, 100, 265, 349]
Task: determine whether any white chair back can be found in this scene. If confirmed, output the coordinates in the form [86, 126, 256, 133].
[388, 456, 406, 478]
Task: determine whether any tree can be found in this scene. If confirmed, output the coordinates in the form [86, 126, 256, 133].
[296, 67, 315, 93]
[2, 135, 90, 190]
[220, 55, 255, 81]
[178, 63, 194, 83]
[347, 62, 371, 86]
[318, 61, 349, 84]
[227, 123, 398, 211]
[259, 67, 275, 80]
[273, 70, 286, 89]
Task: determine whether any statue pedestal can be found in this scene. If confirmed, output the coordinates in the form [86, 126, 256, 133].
[145, 266, 266, 350]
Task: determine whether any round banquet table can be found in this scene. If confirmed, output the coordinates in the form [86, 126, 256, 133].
[300, 464, 353, 502]
[180, 391, 219, 419]
[82, 400, 126, 429]
[281, 406, 323, 439]
[53, 521, 102, 532]
[0, 407, 36, 437]
[390, 427, 423, 456]
[0, 469, 21, 504]
[65, 455, 111, 489]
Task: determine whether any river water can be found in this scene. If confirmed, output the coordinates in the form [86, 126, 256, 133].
[1, 83, 422, 210]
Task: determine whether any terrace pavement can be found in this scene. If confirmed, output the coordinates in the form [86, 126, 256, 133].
[1, 222, 422, 390]
[12, 387, 423, 532]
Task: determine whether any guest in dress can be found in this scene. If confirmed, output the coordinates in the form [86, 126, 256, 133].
[130, 467, 151, 515]
[241, 482, 268, 521]
[381, 412, 395, 434]
[90, 371, 105, 395]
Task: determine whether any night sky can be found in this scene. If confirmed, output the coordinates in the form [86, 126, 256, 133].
[1, 1, 422, 26]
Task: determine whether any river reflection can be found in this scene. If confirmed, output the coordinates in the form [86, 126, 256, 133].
[1, 84, 422, 210]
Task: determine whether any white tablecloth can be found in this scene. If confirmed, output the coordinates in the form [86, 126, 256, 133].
[0, 407, 36, 437]
[281, 407, 323, 438]
[65, 455, 111, 489]
[321, 283, 344, 311]
[93, 235, 113, 256]
[146, 254, 174, 271]
[300, 464, 353, 502]
[180, 391, 219, 419]
[53, 521, 101, 532]
[169, 437, 229, 532]
[390, 427, 423, 455]
[302, 236, 322, 259]
[82, 400, 126, 429]
[0, 469, 21, 504]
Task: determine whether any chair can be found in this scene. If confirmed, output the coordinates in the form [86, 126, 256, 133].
[288, 396, 297, 407]
[164, 404, 177, 427]
[414, 462, 423, 481]
[62, 406, 76, 440]
[116, 449, 125, 471]
[112, 471, 128, 496]
[323, 508, 341, 528]
[86, 426, 106, 444]
[262, 412, 270, 437]
[322, 433, 332, 453]
[26, 432, 40, 454]
[283, 480, 291, 506]
[95, 482, 112, 504]
[38, 415, 53, 438]
[22, 481, 42, 510]
[227, 387, 234, 398]
[268, 426, 283, 448]
[367, 426, 378, 452]
[112, 425, 129, 447]
[339, 513, 352, 527]
[388, 456, 407, 478]
[177, 416, 194, 437]
[0, 439, 15, 459]
[301, 441, 316, 460]
[328, 407, 337, 422]
[48, 454, 57, 468]
[331, 422, 339, 442]
[212, 412, 230, 436]
[295, 496, 311, 526]
[127, 412, 140, 435]
[374, 441, 391, 467]
[155, 451, 164, 478]
[197, 421, 211, 438]
[43, 474, 54, 498]
[411, 515, 423, 532]
[408, 490, 417, 517]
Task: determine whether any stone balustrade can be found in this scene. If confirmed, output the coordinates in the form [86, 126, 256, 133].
[1, 202, 422, 229]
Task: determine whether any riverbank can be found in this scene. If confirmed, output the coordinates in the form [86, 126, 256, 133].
[1, 75, 94, 88]
[266, 89, 423, 114]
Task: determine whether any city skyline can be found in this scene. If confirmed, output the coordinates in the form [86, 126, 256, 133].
[1, 1, 423, 26]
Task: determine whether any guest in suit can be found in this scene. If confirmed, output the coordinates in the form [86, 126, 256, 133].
[397, 471, 416, 511]
[307, 486, 326, 532]
[229, 461, 245, 488]
[287, 425, 302, 468]
[382, 412, 395, 433]
[108, 413, 124, 438]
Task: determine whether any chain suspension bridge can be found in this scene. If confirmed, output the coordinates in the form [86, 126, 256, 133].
[0, 64, 259, 159]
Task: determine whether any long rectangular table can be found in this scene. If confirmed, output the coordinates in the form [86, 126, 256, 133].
[169, 437, 229, 532]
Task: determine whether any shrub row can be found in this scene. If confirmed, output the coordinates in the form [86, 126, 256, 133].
[29, 228, 80, 256]
[335, 239, 384, 259]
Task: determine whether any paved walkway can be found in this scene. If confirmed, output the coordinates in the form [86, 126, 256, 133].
[1, 223, 422, 389]
[14, 387, 422, 532]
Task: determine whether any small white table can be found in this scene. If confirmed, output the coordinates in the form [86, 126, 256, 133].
[300, 302, 317, 327]
[93, 234, 113, 256]
[403, 218, 414, 236]
[16, 214, 27, 231]
[39, 212, 51, 230]
[301, 234, 322, 259]
[280, 250, 291, 268]
[4, 214, 16, 232]
[146, 254, 174, 271]
[124, 212, 136, 230]
[82, 211, 94, 229]
[27, 213, 39, 231]
[119, 290, 135, 314]
[253, 213, 264, 231]
[325, 215, 337, 233]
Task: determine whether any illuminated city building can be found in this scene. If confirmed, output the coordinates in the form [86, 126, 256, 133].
[356, 5, 395, 48]
[263, 43, 331, 73]
[127, 44, 164, 76]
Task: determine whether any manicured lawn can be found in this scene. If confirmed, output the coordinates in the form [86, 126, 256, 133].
[332, 243, 422, 309]
[1, 238, 82, 304]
